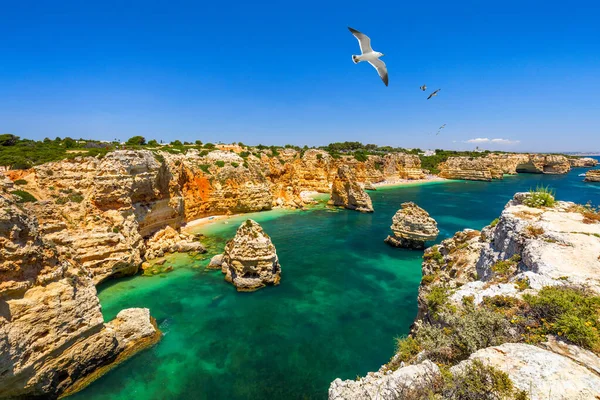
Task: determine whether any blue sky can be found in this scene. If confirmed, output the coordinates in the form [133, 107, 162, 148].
[1, 0, 599, 151]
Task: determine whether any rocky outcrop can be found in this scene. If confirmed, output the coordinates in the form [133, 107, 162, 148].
[438, 154, 572, 181]
[220, 220, 281, 291]
[144, 226, 205, 260]
[331, 193, 600, 399]
[585, 169, 600, 182]
[328, 165, 374, 212]
[384, 202, 439, 249]
[0, 180, 160, 399]
[329, 360, 440, 400]
[570, 157, 599, 168]
[453, 343, 600, 399]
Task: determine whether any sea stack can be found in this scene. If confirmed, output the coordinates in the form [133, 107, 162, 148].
[384, 202, 439, 249]
[585, 169, 600, 182]
[220, 219, 281, 291]
[328, 165, 374, 212]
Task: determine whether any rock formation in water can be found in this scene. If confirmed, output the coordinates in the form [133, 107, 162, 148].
[438, 153, 572, 181]
[144, 226, 205, 260]
[585, 169, 600, 182]
[569, 157, 599, 168]
[330, 192, 600, 399]
[328, 165, 374, 212]
[0, 178, 160, 399]
[220, 219, 281, 291]
[384, 202, 439, 249]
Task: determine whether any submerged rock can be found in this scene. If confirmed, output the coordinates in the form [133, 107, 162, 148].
[384, 202, 439, 249]
[328, 165, 374, 212]
[220, 219, 281, 291]
[208, 254, 224, 269]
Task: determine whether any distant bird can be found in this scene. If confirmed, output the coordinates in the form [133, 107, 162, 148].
[348, 27, 388, 86]
[420, 84, 427, 91]
[427, 89, 441, 100]
[436, 124, 446, 135]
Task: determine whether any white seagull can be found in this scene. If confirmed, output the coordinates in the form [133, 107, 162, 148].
[348, 27, 388, 86]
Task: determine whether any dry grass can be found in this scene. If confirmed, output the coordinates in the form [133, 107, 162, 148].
[526, 225, 545, 238]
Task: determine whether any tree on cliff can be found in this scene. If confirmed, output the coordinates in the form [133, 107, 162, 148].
[0, 134, 19, 146]
[126, 136, 146, 146]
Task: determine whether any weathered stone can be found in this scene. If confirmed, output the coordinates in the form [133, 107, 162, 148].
[385, 202, 439, 249]
[585, 169, 600, 182]
[328, 165, 374, 212]
[452, 343, 600, 399]
[208, 254, 224, 269]
[570, 157, 599, 168]
[221, 220, 281, 291]
[329, 361, 440, 400]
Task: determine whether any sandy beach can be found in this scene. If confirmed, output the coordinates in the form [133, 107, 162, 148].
[371, 175, 447, 188]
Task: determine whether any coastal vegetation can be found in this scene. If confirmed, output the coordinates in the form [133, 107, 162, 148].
[523, 186, 556, 208]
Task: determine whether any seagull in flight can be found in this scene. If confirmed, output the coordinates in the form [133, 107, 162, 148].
[348, 27, 388, 86]
[427, 89, 441, 100]
[436, 124, 446, 135]
[420, 84, 427, 91]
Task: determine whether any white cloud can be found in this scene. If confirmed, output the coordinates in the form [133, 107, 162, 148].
[464, 138, 520, 145]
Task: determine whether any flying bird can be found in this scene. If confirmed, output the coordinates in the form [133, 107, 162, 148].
[436, 124, 446, 135]
[427, 89, 440, 100]
[348, 27, 388, 86]
[420, 84, 427, 91]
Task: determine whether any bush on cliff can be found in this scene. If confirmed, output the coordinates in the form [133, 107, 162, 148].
[11, 190, 37, 203]
[523, 286, 600, 350]
[523, 186, 555, 208]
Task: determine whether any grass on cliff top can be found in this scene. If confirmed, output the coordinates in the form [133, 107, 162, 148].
[390, 285, 600, 372]
[523, 185, 556, 208]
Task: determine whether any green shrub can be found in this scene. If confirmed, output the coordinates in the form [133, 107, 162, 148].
[490, 218, 499, 227]
[424, 245, 444, 264]
[198, 150, 209, 157]
[388, 336, 421, 369]
[426, 286, 450, 318]
[442, 359, 528, 400]
[243, 162, 249, 169]
[524, 286, 600, 350]
[231, 162, 239, 168]
[523, 186, 556, 208]
[416, 307, 512, 364]
[199, 164, 210, 174]
[204, 143, 215, 149]
[421, 274, 436, 285]
[353, 151, 368, 162]
[69, 193, 84, 203]
[240, 151, 250, 158]
[112, 226, 120, 233]
[14, 179, 27, 185]
[11, 190, 37, 203]
[316, 153, 323, 160]
[215, 161, 225, 168]
[56, 197, 68, 205]
[126, 136, 146, 146]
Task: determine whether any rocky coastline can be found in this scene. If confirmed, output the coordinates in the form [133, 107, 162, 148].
[0, 148, 596, 398]
[330, 192, 600, 399]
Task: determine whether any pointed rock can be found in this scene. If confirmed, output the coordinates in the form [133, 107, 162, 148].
[328, 165, 374, 212]
[385, 202, 439, 249]
[220, 219, 281, 291]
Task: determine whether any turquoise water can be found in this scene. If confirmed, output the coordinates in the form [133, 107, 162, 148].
[71, 163, 599, 400]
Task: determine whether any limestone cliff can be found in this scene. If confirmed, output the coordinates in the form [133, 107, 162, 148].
[330, 193, 600, 399]
[384, 202, 439, 249]
[0, 179, 160, 399]
[569, 157, 598, 168]
[585, 169, 600, 182]
[220, 220, 281, 291]
[438, 153, 573, 181]
[328, 165, 374, 212]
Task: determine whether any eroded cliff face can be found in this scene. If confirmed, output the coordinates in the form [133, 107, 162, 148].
[438, 154, 572, 181]
[569, 157, 599, 168]
[328, 165, 374, 212]
[585, 169, 600, 182]
[331, 193, 600, 399]
[0, 179, 160, 399]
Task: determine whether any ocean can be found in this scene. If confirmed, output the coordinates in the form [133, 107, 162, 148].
[70, 160, 600, 399]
